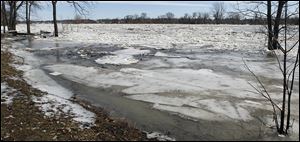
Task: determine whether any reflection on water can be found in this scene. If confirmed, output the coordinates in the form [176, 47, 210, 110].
[55, 42, 60, 63]
[27, 36, 33, 48]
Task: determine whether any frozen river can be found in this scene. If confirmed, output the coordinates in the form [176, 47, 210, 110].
[7, 24, 299, 140]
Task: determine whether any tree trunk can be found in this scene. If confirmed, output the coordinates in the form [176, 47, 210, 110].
[267, 1, 273, 50]
[8, 2, 13, 30]
[52, 1, 58, 37]
[6, 1, 23, 31]
[1, 1, 8, 33]
[279, 1, 287, 134]
[29, 4, 31, 33]
[26, 1, 30, 34]
[12, 2, 17, 30]
[272, 1, 286, 50]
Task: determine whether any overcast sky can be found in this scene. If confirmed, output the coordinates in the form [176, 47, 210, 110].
[25, 1, 238, 20]
[24, 1, 298, 20]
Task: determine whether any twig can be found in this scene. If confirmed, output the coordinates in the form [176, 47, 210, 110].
[243, 58, 280, 130]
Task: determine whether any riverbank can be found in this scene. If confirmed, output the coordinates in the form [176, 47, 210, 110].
[1, 37, 157, 141]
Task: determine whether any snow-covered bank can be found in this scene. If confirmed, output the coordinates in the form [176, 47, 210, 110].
[9, 48, 95, 126]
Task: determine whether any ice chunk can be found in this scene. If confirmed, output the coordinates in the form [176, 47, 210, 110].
[95, 48, 150, 65]
[95, 55, 139, 65]
[49, 72, 62, 76]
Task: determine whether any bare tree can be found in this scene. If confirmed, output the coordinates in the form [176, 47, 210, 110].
[140, 12, 147, 19]
[51, 1, 58, 37]
[272, 1, 286, 50]
[192, 12, 198, 19]
[166, 12, 175, 19]
[236, 1, 299, 50]
[25, 1, 42, 34]
[74, 14, 82, 24]
[203, 12, 210, 24]
[26, 1, 30, 34]
[267, 1, 273, 50]
[212, 2, 226, 24]
[51, 1, 89, 37]
[243, 1, 299, 135]
[227, 12, 241, 24]
[183, 13, 191, 19]
[1, 1, 8, 33]
[132, 14, 139, 20]
[3, 1, 24, 31]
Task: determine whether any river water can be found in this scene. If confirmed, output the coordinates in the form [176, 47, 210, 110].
[9, 37, 299, 140]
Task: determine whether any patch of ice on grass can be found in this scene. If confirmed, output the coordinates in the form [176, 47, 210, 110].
[1, 82, 18, 105]
[1, 83, 9, 94]
[24, 68, 95, 126]
[145, 131, 176, 141]
[24, 68, 95, 125]
[33, 94, 95, 125]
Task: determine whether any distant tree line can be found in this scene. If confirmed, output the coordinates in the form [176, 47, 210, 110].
[96, 13, 299, 25]
[44, 10, 297, 25]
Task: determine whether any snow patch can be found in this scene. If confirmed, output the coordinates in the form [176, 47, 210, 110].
[145, 131, 176, 141]
[1, 82, 18, 105]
